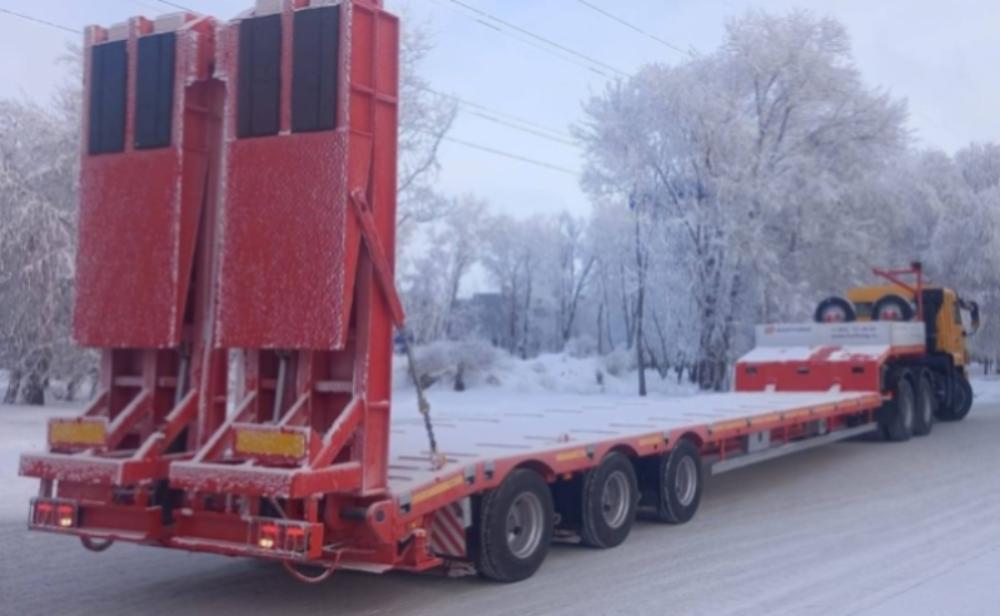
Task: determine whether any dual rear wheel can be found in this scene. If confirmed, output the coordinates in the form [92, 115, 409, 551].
[882, 369, 936, 441]
[882, 367, 973, 442]
[474, 442, 703, 582]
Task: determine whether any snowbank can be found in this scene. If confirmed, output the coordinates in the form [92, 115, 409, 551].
[394, 346, 698, 397]
[971, 374, 1000, 404]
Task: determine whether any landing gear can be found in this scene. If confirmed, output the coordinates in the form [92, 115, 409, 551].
[474, 469, 554, 583]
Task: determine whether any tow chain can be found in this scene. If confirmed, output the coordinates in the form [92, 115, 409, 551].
[398, 326, 446, 470]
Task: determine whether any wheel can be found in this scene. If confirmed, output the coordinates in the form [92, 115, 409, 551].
[912, 370, 935, 437]
[882, 371, 915, 442]
[872, 294, 914, 321]
[579, 452, 638, 549]
[474, 468, 554, 583]
[814, 296, 856, 323]
[653, 439, 703, 524]
[937, 371, 973, 422]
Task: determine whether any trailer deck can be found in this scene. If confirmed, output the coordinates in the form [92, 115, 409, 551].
[387, 389, 882, 497]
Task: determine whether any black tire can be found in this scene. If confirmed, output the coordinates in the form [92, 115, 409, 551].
[938, 371, 973, 422]
[814, 296, 856, 323]
[872, 294, 914, 321]
[912, 370, 935, 437]
[653, 439, 703, 524]
[474, 468, 554, 583]
[882, 371, 915, 442]
[579, 452, 638, 549]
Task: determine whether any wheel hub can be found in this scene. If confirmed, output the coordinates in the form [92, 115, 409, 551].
[506, 492, 544, 559]
[600, 470, 630, 529]
[674, 456, 698, 507]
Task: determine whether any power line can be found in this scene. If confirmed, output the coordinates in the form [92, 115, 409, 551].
[420, 86, 574, 141]
[427, 0, 612, 78]
[439, 0, 628, 78]
[155, 0, 196, 12]
[576, 0, 691, 57]
[464, 109, 578, 147]
[128, 0, 170, 14]
[0, 8, 80, 35]
[447, 0, 627, 76]
[437, 134, 578, 176]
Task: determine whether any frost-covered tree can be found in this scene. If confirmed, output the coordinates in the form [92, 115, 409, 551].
[395, 14, 458, 245]
[0, 98, 81, 404]
[956, 143, 1000, 194]
[0, 48, 96, 406]
[479, 214, 566, 358]
[553, 212, 595, 344]
[402, 194, 487, 343]
[579, 10, 908, 390]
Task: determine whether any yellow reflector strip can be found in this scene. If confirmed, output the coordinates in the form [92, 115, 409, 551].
[234, 429, 307, 459]
[50, 420, 106, 446]
[638, 435, 663, 447]
[555, 448, 587, 462]
[712, 419, 747, 432]
[412, 474, 464, 506]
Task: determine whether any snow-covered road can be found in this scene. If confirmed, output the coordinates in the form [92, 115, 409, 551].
[3, 386, 1000, 616]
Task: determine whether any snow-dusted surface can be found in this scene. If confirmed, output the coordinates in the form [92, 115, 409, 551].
[388, 389, 876, 495]
[2, 379, 1000, 615]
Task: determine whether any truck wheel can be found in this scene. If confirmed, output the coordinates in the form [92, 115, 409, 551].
[474, 468, 554, 583]
[814, 296, 856, 323]
[872, 294, 914, 321]
[653, 439, 703, 524]
[580, 452, 638, 549]
[939, 372, 973, 422]
[912, 370, 935, 437]
[882, 371, 915, 442]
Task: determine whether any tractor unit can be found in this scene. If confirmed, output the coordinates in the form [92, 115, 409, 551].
[814, 263, 980, 431]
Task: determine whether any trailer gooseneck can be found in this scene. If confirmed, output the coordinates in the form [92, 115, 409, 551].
[19, 0, 970, 584]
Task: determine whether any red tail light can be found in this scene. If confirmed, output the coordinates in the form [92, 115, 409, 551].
[31, 498, 78, 530]
[250, 519, 314, 556]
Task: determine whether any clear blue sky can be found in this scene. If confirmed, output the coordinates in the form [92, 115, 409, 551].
[2, 0, 998, 218]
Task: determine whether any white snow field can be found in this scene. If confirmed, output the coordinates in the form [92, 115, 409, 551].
[2, 379, 1000, 615]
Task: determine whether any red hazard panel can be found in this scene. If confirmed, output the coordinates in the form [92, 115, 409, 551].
[214, 3, 376, 350]
[74, 16, 216, 348]
[734, 347, 882, 393]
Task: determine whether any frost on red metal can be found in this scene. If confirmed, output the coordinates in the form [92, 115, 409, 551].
[188, 0, 400, 504]
[74, 15, 217, 348]
[20, 13, 227, 551]
[214, 1, 383, 350]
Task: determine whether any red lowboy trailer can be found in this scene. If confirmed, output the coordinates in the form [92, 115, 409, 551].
[19, 0, 949, 584]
